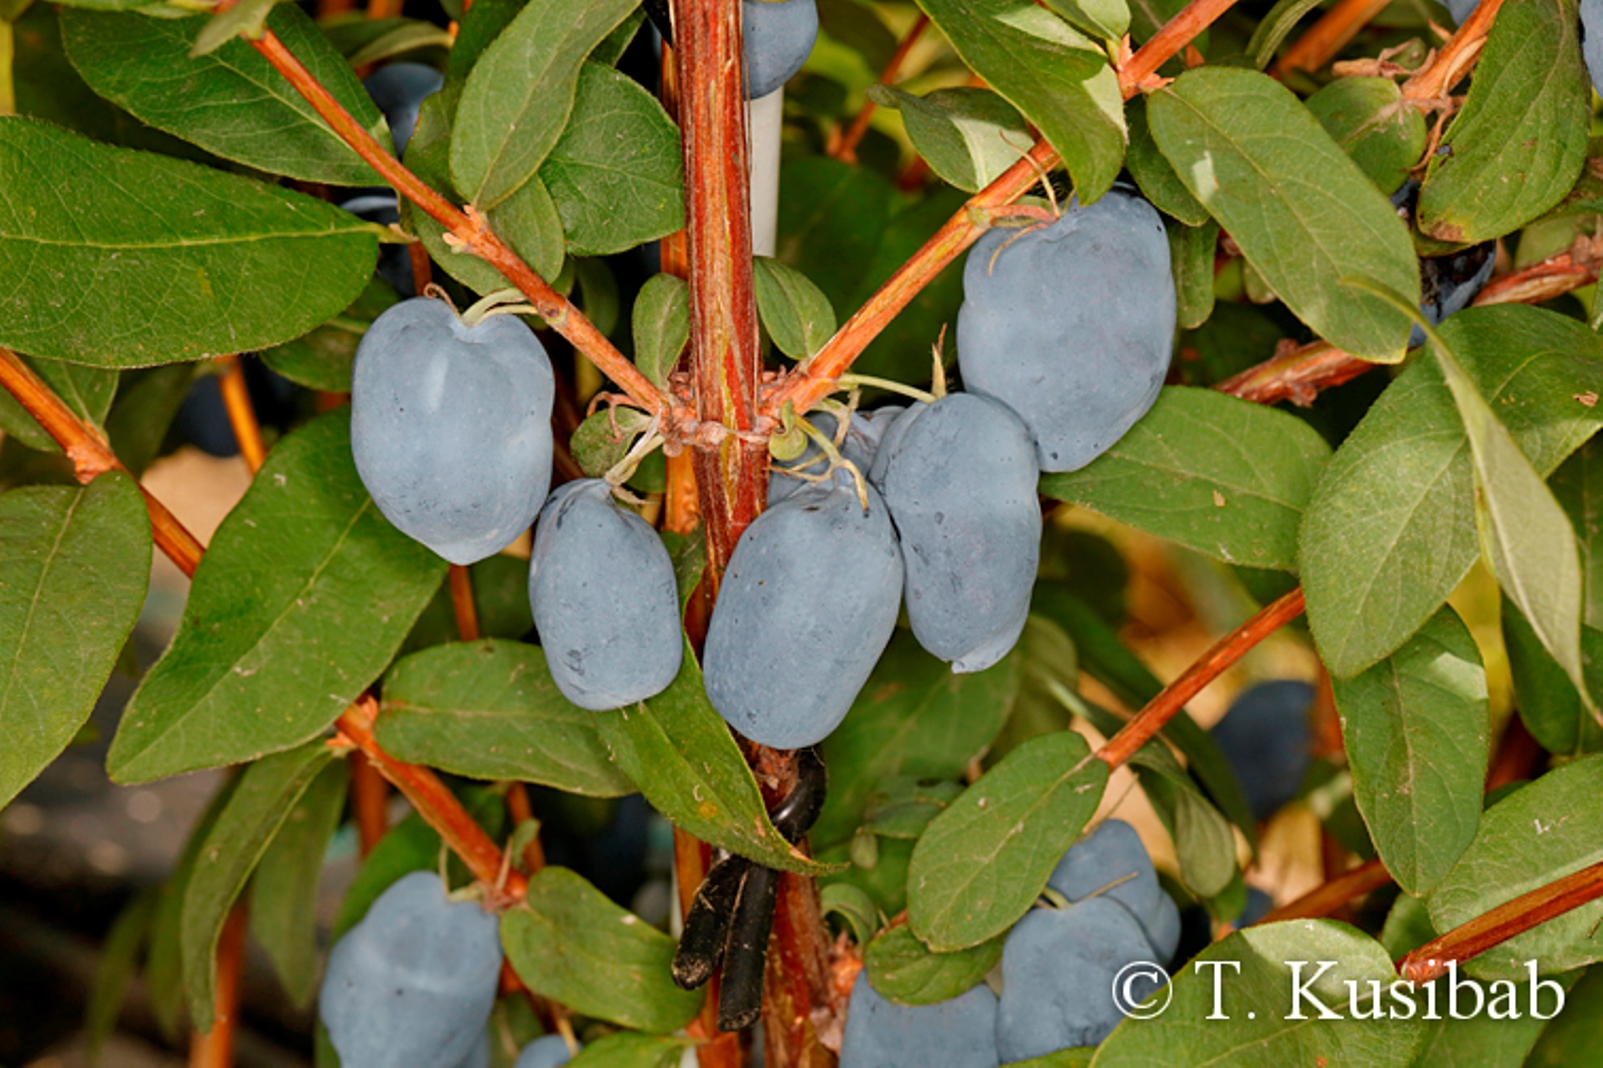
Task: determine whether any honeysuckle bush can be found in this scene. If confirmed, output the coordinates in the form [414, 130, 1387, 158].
[1, 0, 1602, 1065]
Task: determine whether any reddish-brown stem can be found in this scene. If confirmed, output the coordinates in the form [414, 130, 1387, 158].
[1474, 248, 1600, 307]
[771, 0, 1243, 417]
[833, 14, 930, 164]
[1272, 0, 1390, 78]
[0, 346, 205, 577]
[1096, 588, 1307, 768]
[447, 563, 482, 641]
[1259, 858, 1391, 924]
[504, 782, 547, 873]
[350, 751, 391, 857]
[248, 31, 668, 415]
[188, 902, 247, 1068]
[1402, 0, 1506, 101]
[1401, 861, 1603, 984]
[214, 355, 268, 473]
[1214, 340, 1372, 407]
[336, 696, 526, 897]
[368, 0, 403, 18]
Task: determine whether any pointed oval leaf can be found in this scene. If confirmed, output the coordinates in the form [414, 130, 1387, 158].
[1428, 754, 1603, 979]
[378, 639, 634, 797]
[754, 256, 837, 362]
[0, 473, 149, 809]
[1300, 305, 1603, 677]
[864, 924, 1004, 1007]
[539, 62, 684, 257]
[1148, 67, 1418, 362]
[108, 410, 448, 783]
[598, 643, 832, 874]
[451, 0, 639, 208]
[1417, 0, 1590, 243]
[568, 1032, 695, 1068]
[1332, 606, 1488, 896]
[631, 273, 689, 388]
[60, 6, 387, 184]
[912, 0, 1124, 202]
[907, 730, 1109, 951]
[1041, 386, 1330, 571]
[0, 118, 379, 365]
[1504, 599, 1603, 757]
[1304, 76, 1426, 196]
[181, 740, 335, 1032]
[502, 867, 703, 1033]
[869, 85, 1031, 194]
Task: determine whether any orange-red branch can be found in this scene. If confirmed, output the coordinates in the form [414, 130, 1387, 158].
[248, 31, 668, 415]
[1097, 588, 1307, 769]
[215, 355, 267, 474]
[448, 563, 482, 641]
[1259, 858, 1391, 924]
[770, 0, 1243, 417]
[1400, 861, 1603, 984]
[0, 346, 205, 577]
[1273, 0, 1390, 78]
[336, 696, 526, 897]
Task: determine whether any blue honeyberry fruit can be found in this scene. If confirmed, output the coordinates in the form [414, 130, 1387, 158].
[956, 190, 1175, 473]
[840, 971, 1000, 1068]
[995, 897, 1163, 1061]
[515, 1034, 576, 1068]
[351, 297, 555, 565]
[744, 0, 819, 99]
[340, 193, 416, 297]
[1586, 0, 1603, 95]
[1209, 679, 1316, 821]
[703, 470, 903, 749]
[529, 478, 683, 710]
[319, 871, 503, 1068]
[458, 1030, 490, 1068]
[1446, 0, 1479, 24]
[768, 408, 899, 505]
[869, 393, 1040, 673]
[364, 62, 445, 157]
[1046, 818, 1180, 964]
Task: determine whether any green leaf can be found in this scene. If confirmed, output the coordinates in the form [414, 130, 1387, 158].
[0, 117, 379, 365]
[1526, 964, 1603, 1065]
[912, 0, 1124, 202]
[60, 7, 387, 184]
[908, 731, 1109, 951]
[1125, 96, 1208, 227]
[1331, 606, 1488, 896]
[598, 643, 830, 874]
[1092, 921, 1427, 1064]
[753, 256, 838, 361]
[404, 89, 566, 294]
[817, 0, 897, 70]
[451, 0, 638, 209]
[539, 62, 683, 257]
[261, 278, 399, 393]
[1553, 435, 1603, 630]
[1148, 67, 1418, 362]
[815, 629, 1022, 849]
[400, 552, 535, 656]
[1411, 970, 1580, 1068]
[502, 867, 703, 1033]
[104, 364, 198, 478]
[85, 889, 158, 1066]
[820, 882, 881, 946]
[1134, 750, 1238, 898]
[146, 775, 239, 1041]
[181, 741, 335, 1032]
[378, 639, 633, 797]
[345, 20, 454, 68]
[863, 777, 965, 839]
[0, 354, 117, 453]
[1429, 329, 1590, 708]
[631, 273, 689, 388]
[249, 757, 347, 1008]
[1417, 0, 1590, 243]
[0, 474, 149, 809]
[779, 156, 896, 321]
[1242, 0, 1323, 70]
[331, 812, 441, 942]
[1428, 754, 1603, 978]
[1304, 76, 1426, 197]
[1169, 219, 1217, 331]
[1300, 305, 1603, 677]
[568, 1032, 693, 1068]
[1505, 599, 1603, 757]
[864, 924, 1004, 1007]
[1041, 387, 1330, 571]
[1042, 0, 1128, 39]
[446, 0, 523, 79]
[868, 85, 1031, 194]
[108, 411, 447, 782]
[190, 0, 287, 57]
[571, 407, 652, 479]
